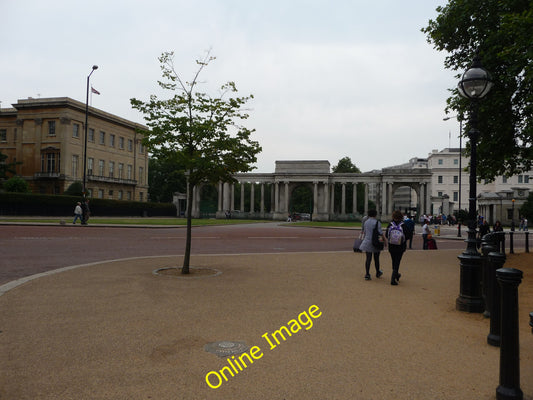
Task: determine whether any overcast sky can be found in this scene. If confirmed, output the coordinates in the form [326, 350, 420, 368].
[1, 0, 458, 173]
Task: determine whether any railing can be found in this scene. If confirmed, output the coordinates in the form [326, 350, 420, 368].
[34, 172, 65, 179]
[87, 174, 137, 185]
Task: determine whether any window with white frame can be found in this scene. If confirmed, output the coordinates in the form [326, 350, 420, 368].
[128, 139, 133, 152]
[119, 137, 124, 149]
[453, 176, 458, 184]
[89, 128, 95, 142]
[438, 176, 443, 184]
[127, 164, 132, 180]
[72, 124, 80, 138]
[98, 159, 105, 176]
[118, 163, 124, 179]
[99, 131, 105, 145]
[109, 134, 115, 147]
[72, 155, 79, 178]
[88, 158, 94, 175]
[48, 121, 56, 136]
[109, 161, 115, 178]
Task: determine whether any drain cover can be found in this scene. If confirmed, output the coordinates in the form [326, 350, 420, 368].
[204, 341, 250, 357]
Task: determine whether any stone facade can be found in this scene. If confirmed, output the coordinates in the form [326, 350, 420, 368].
[0, 97, 149, 201]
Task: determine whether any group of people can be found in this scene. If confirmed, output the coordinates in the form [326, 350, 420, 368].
[73, 199, 90, 225]
[357, 210, 414, 286]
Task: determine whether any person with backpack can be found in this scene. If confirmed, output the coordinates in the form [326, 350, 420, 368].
[386, 210, 407, 286]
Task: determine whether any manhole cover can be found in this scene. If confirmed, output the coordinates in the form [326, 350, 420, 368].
[204, 341, 250, 357]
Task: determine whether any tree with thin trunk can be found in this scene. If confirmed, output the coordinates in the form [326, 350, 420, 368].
[131, 51, 262, 273]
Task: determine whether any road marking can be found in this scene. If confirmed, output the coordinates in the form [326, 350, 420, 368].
[247, 237, 299, 239]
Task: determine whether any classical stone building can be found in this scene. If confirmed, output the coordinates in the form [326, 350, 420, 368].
[0, 97, 149, 201]
[185, 160, 433, 221]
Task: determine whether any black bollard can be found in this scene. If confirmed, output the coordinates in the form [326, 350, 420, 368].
[530, 311, 533, 334]
[525, 232, 529, 253]
[481, 233, 499, 318]
[487, 252, 506, 346]
[495, 268, 523, 400]
[509, 231, 514, 254]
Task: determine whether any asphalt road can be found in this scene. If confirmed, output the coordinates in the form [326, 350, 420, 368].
[0, 222, 511, 285]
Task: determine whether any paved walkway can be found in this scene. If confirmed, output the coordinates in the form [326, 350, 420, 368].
[1, 249, 532, 399]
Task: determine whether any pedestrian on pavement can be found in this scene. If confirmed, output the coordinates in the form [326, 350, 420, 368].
[81, 199, 90, 225]
[359, 209, 386, 281]
[422, 219, 431, 250]
[493, 220, 504, 232]
[403, 214, 415, 249]
[73, 202, 83, 224]
[386, 210, 407, 285]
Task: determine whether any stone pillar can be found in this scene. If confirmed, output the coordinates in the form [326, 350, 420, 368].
[425, 183, 431, 216]
[353, 183, 357, 214]
[230, 184, 235, 211]
[381, 181, 387, 216]
[250, 183, 255, 213]
[330, 184, 335, 213]
[284, 182, 289, 213]
[260, 183, 265, 214]
[364, 184, 369, 215]
[223, 182, 231, 212]
[240, 183, 245, 212]
[324, 182, 329, 217]
[313, 182, 318, 215]
[387, 182, 393, 215]
[274, 182, 279, 213]
[341, 183, 346, 215]
[419, 184, 425, 216]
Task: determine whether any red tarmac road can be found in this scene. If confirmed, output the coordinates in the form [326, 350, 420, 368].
[0, 222, 470, 285]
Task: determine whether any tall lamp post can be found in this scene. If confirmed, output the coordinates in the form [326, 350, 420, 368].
[443, 115, 463, 237]
[456, 52, 493, 313]
[83, 65, 98, 198]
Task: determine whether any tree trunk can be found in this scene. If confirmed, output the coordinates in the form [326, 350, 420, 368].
[182, 178, 194, 274]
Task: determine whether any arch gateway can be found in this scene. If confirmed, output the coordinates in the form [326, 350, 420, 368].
[184, 161, 432, 221]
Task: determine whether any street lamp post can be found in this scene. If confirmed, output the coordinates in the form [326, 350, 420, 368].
[456, 52, 493, 313]
[83, 65, 98, 198]
[443, 115, 463, 237]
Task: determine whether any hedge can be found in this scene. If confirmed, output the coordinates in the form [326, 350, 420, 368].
[0, 192, 176, 217]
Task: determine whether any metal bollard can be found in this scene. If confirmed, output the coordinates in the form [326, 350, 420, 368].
[525, 232, 529, 253]
[481, 233, 499, 318]
[530, 311, 533, 334]
[487, 251, 506, 346]
[509, 231, 514, 254]
[495, 268, 523, 400]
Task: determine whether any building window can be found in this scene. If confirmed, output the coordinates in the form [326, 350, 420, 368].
[127, 164, 132, 180]
[41, 151, 60, 172]
[438, 159, 443, 165]
[109, 134, 115, 147]
[502, 176, 508, 184]
[98, 189, 104, 199]
[438, 191, 443, 197]
[72, 124, 80, 138]
[139, 167, 144, 184]
[128, 139, 133, 152]
[88, 158, 94, 175]
[99, 131, 105, 145]
[89, 128, 95, 142]
[119, 137, 124, 149]
[525, 176, 530, 184]
[454, 159, 458, 165]
[139, 192, 144, 202]
[48, 121, 56, 135]
[139, 142, 145, 154]
[109, 161, 115, 178]
[118, 190, 123, 200]
[109, 190, 114, 198]
[453, 191, 458, 202]
[127, 191, 132, 200]
[98, 159, 105, 176]
[453, 176, 458, 184]
[72, 155, 79, 178]
[118, 163, 124, 179]
[438, 176, 443, 184]
[0, 129, 7, 141]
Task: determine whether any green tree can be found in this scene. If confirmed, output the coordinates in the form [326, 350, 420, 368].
[64, 181, 83, 196]
[422, 1, 533, 181]
[332, 157, 361, 173]
[131, 51, 261, 273]
[3, 176, 30, 193]
[520, 193, 533, 221]
[148, 155, 187, 203]
[0, 151, 19, 182]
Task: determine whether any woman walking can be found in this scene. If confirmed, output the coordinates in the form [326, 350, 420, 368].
[386, 210, 407, 286]
[359, 209, 386, 280]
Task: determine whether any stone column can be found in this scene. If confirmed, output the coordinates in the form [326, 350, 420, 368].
[341, 183, 346, 215]
[260, 183, 265, 214]
[419, 184, 425, 216]
[364, 184, 369, 215]
[388, 183, 393, 215]
[425, 182, 431, 216]
[313, 182, 318, 215]
[223, 182, 231, 212]
[217, 181, 223, 212]
[274, 182, 279, 213]
[230, 183, 235, 211]
[324, 182, 329, 217]
[250, 183, 255, 213]
[284, 182, 289, 213]
[381, 181, 387, 216]
[353, 183, 357, 214]
[330, 184, 335, 213]
[240, 183, 245, 212]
